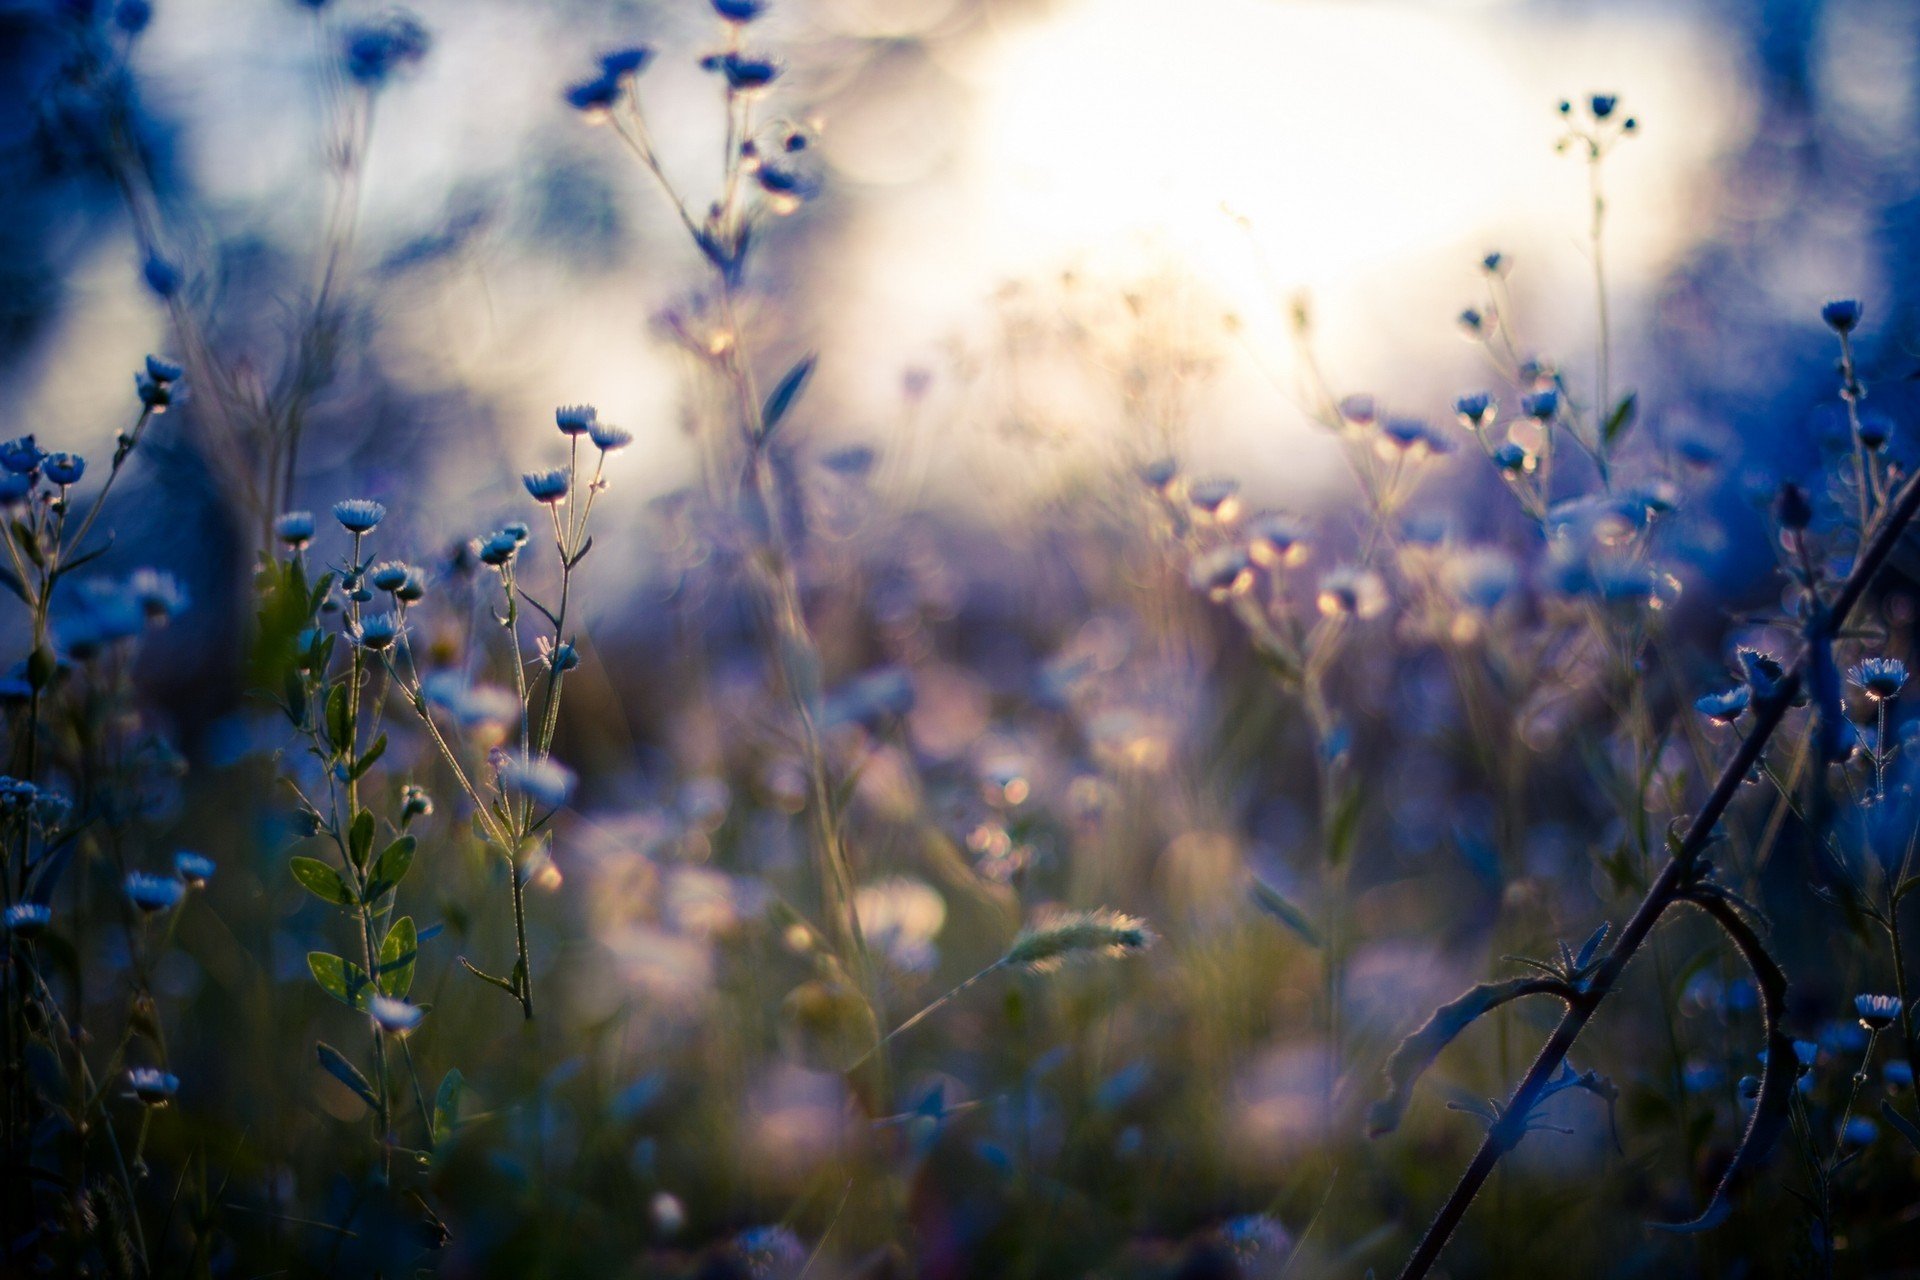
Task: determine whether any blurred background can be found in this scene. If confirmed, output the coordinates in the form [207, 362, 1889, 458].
[6, 0, 1920, 1275]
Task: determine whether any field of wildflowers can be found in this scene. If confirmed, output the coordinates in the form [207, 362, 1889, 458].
[4, 0, 1920, 1276]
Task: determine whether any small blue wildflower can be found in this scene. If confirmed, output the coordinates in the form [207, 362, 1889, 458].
[1453, 392, 1494, 429]
[369, 995, 425, 1035]
[1886, 1060, 1914, 1089]
[499, 754, 575, 809]
[1188, 478, 1239, 515]
[343, 14, 430, 87]
[1522, 388, 1559, 419]
[125, 871, 185, 913]
[333, 498, 386, 533]
[136, 371, 174, 410]
[403, 786, 433, 819]
[475, 529, 521, 567]
[1246, 512, 1309, 568]
[1857, 993, 1903, 1031]
[128, 1066, 180, 1106]
[1, 436, 44, 475]
[276, 510, 316, 547]
[1491, 442, 1533, 474]
[144, 354, 183, 384]
[129, 568, 187, 622]
[523, 468, 570, 504]
[599, 47, 652, 78]
[0, 474, 31, 507]
[1316, 567, 1387, 619]
[1189, 546, 1252, 600]
[565, 74, 623, 116]
[113, 0, 152, 34]
[733, 1226, 805, 1273]
[1695, 687, 1751, 724]
[1458, 308, 1484, 335]
[1850, 657, 1908, 702]
[41, 453, 84, 487]
[1843, 1117, 1879, 1146]
[503, 521, 530, 542]
[3, 903, 51, 936]
[350, 612, 404, 651]
[1379, 417, 1451, 458]
[1822, 299, 1862, 334]
[544, 640, 580, 673]
[1337, 394, 1376, 426]
[1447, 548, 1517, 612]
[555, 404, 597, 436]
[589, 422, 632, 452]
[1738, 649, 1787, 701]
[1139, 457, 1179, 490]
[712, 52, 781, 91]
[754, 164, 816, 204]
[142, 252, 181, 298]
[1859, 411, 1893, 450]
[1220, 1214, 1291, 1260]
[1589, 93, 1618, 119]
[173, 851, 215, 887]
[712, 0, 768, 21]
[368, 561, 413, 593]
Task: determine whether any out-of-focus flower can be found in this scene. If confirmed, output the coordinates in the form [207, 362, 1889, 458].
[1694, 687, 1751, 724]
[1315, 567, 1387, 619]
[500, 754, 575, 809]
[1822, 299, 1862, 334]
[128, 1066, 179, 1106]
[343, 14, 430, 87]
[1856, 993, 1903, 1031]
[369, 995, 424, 1035]
[277, 511, 316, 547]
[350, 612, 404, 651]
[3, 903, 51, 935]
[126, 871, 185, 913]
[174, 852, 215, 887]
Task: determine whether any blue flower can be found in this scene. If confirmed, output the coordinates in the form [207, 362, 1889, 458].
[343, 14, 430, 87]
[1738, 648, 1787, 701]
[1, 436, 44, 475]
[712, 0, 768, 21]
[3, 903, 51, 935]
[275, 511, 316, 547]
[598, 47, 652, 78]
[475, 529, 521, 567]
[333, 498, 386, 533]
[1694, 687, 1751, 724]
[589, 422, 632, 452]
[130, 568, 188, 622]
[1822, 299, 1862, 333]
[0, 474, 31, 508]
[144, 354, 183, 384]
[1188, 478, 1239, 515]
[1522, 388, 1559, 420]
[1491, 442, 1533, 474]
[128, 1066, 180, 1106]
[1887, 1060, 1914, 1088]
[1859, 411, 1893, 450]
[1775, 482, 1812, 531]
[125, 871, 185, 913]
[556, 404, 598, 436]
[1856, 993, 1903, 1031]
[142, 253, 181, 298]
[350, 612, 405, 651]
[1843, 1117, 1879, 1146]
[41, 453, 84, 487]
[368, 561, 413, 593]
[499, 754, 575, 809]
[1453, 392, 1494, 428]
[1850, 657, 1908, 702]
[174, 851, 214, 886]
[369, 995, 425, 1035]
[712, 52, 781, 91]
[565, 74, 623, 116]
[544, 640, 580, 672]
[523, 468, 570, 504]
[1589, 93, 1618, 120]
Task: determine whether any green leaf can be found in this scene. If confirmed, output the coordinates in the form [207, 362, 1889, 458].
[349, 733, 387, 782]
[1882, 1099, 1920, 1152]
[378, 916, 418, 998]
[348, 809, 375, 868]
[1249, 877, 1321, 947]
[325, 683, 350, 752]
[367, 836, 416, 901]
[759, 353, 816, 439]
[432, 1068, 465, 1147]
[315, 1042, 379, 1110]
[1602, 392, 1637, 448]
[307, 951, 372, 1009]
[289, 857, 355, 907]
